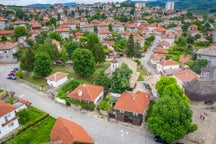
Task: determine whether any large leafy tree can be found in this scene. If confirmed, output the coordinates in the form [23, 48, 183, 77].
[14, 26, 29, 38]
[95, 69, 110, 90]
[20, 48, 35, 72]
[147, 77, 197, 142]
[126, 34, 134, 58]
[72, 48, 95, 77]
[49, 32, 62, 43]
[33, 52, 52, 77]
[64, 40, 80, 59]
[111, 63, 132, 93]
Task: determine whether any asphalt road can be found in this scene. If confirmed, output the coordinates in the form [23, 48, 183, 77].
[141, 35, 162, 75]
[0, 64, 156, 144]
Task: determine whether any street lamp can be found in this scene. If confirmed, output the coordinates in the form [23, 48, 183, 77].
[121, 129, 128, 144]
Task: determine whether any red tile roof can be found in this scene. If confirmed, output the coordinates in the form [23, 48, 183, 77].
[154, 27, 166, 32]
[98, 28, 111, 34]
[179, 55, 191, 64]
[173, 69, 200, 83]
[56, 28, 69, 32]
[0, 100, 16, 117]
[114, 91, 151, 114]
[0, 42, 18, 50]
[68, 84, 104, 102]
[13, 20, 26, 25]
[159, 41, 170, 47]
[159, 59, 179, 66]
[98, 22, 108, 26]
[153, 47, 168, 54]
[150, 54, 166, 61]
[64, 19, 80, 25]
[46, 72, 68, 82]
[50, 117, 94, 144]
[0, 30, 14, 35]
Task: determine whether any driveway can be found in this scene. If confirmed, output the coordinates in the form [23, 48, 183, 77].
[0, 64, 156, 144]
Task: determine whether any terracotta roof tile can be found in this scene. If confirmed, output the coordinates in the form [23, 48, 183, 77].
[0, 42, 18, 50]
[114, 91, 151, 114]
[50, 117, 94, 144]
[153, 47, 168, 54]
[98, 28, 111, 34]
[159, 59, 179, 66]
[154, 27, 166, 32]
[0, 30, 14, 35]
[46, 72, 68, 82]
[150, 54, 166, 61]
[0, 100, 16, 117]
[68, 84, 104, 102]
[173, 69, 200, 83]
[179, 55, 191, 64]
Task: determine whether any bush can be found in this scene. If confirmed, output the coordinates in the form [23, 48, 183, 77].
[15, 70, 24, 78]
[17, 109, 30, 125]
[97, 94, 114, 111]
[66, 98, 96, 109]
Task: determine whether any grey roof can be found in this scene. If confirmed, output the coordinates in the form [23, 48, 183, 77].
[196, 46, 216, 56]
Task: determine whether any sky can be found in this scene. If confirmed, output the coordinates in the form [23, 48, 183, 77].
[0, 0, 125, 6]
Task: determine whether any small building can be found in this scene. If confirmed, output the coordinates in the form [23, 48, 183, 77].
[68, 84, 104, 105]
[113, 91, 151, 125]
[0, 100, 19, 138]
[196, 46, 216, 67]
[98, 29, 112, 42]
[156, 59, 180, 75]
[0, 42, 18, 63]
[50, 117, 94, 144]
[45, 72, 68, 88]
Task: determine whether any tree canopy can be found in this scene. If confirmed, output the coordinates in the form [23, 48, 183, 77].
[147, 77, 197, 142]
[111, 63, 132, 93]
[94, 69, 110, 90]
[14, 26, 29, 38]
[20, 48, 35, 72]
[33, 52, 52, 77]
[72, 48, 95, 77]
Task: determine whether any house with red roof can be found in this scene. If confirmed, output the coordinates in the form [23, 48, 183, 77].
[112, 23, 124, 33]
[153, 47, 168, 54]
[50, 117, 94, 144]
[81, 24, 94, 33]
[0, 30, 14, 39]
[46, 72, 68, 88]
[97, 22, 108, 31]
[159, 40, 171, 49]
[112, 91, 151, 125]
[98, 29, 112, 42]
[154, 26, 166, 35]
[0, 42, 18, 63]
[173, 68, 200, 87]
[179, 55, 191, 64]
[12, 20, 26, 28]
[56, 27, 70, 39]
[64, 20, 80, 30]
[156, 59, 180, 75]
[68, 84, 104, 105]
[150, 53, 166, 68]
[0, 100, 19, 138]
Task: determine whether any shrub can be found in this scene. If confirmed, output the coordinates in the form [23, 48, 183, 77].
[15, 70, 24, 78]
[17, 109, 30, 125]
[97, 94, 114, 111]
[66, 98, 96, 109]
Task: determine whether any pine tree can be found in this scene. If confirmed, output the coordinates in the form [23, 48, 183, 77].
[126, 34, 134, 58]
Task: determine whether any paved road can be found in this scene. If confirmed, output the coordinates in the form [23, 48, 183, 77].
[0, 64, 156, 144]
[141, 35, 162, 75]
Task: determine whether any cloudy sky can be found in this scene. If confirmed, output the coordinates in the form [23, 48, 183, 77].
[0, 0, 125, 6]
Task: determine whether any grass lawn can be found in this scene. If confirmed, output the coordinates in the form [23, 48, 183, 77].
[52, 64, 73, 79]
[22, 75, 47, 87]
[21, 106, 48, 127]
[137, 67, 147, 81]
[6, 116, 56, 144]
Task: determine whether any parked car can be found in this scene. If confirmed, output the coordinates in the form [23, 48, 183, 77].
[12, 67, 19, 72]
[8, 72, 15, 76]
[154, 136, 170, 144]
[7, 76, 16, 80]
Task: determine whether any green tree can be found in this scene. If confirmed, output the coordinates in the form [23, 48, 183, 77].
[93, 43, 106, 64]
[147, 77, 197, 142]
[33, 52, 52, 77]
[64, 40, 80, 59]
[72, 48, 95, 77]
[156, 76, 177, 96]
[17, 109, 30, 125]
[59, 49, 69, 63]
[20, 48, 35, 72]
[187, 36, 194, 44]
[126, 34, 135, 58]
[49, 32, 62, 43]
[14, 26, 29, 38]
[1, 35, 7, 42]
[111, 63, 132, 93]
[95, 69, 110, 90]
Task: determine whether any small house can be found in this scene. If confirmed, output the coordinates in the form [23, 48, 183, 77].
[45, 72, 68, 88]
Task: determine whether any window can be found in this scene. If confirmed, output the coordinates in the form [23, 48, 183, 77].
[8, 122, 14, 128]
[4, 114, 11, 122]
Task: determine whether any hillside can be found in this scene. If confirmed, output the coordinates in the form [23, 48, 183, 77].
[146, 0, 216, 14]
[27, 2, 76, 7]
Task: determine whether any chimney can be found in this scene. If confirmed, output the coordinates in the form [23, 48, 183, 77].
[132, 95, 136, 100]
[83, 84, 86, 87]
[78, 90, 82, 97]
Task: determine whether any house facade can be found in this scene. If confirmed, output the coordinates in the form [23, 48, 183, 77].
[112, 91, 151, 125]
[0, 42, 18, 63]
[45, 72, 68, 88]
[0, 101, 19, 138]
[196, 46, 216, 67]
[68, 84, 104, 105]
[156, 59, 180, 74]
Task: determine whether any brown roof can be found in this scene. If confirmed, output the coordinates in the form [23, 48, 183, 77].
[56, 28, 69, 32]
[159, 41, 170, 46]
[189, 24, 198, 28]
[30, 29, 40, 34]
[98, 22, 108, 26]
[121, 31, 131, 36]
[0, 42, 18, 50]
[50, 117, 94, 144]
[13, 20, 26, 25]
[64, 20, 80, 25]
[83, 24, 93, 28]
[0, 100, 16, 117]
[45, 72, 68, 82]
[154, 27, 166, 32]
[173, 69, 200, 83]
[114, 91, 151, 114]
[68, 84, 104, 102]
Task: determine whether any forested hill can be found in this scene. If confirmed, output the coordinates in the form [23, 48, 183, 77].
[146, 0, 216, 14]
